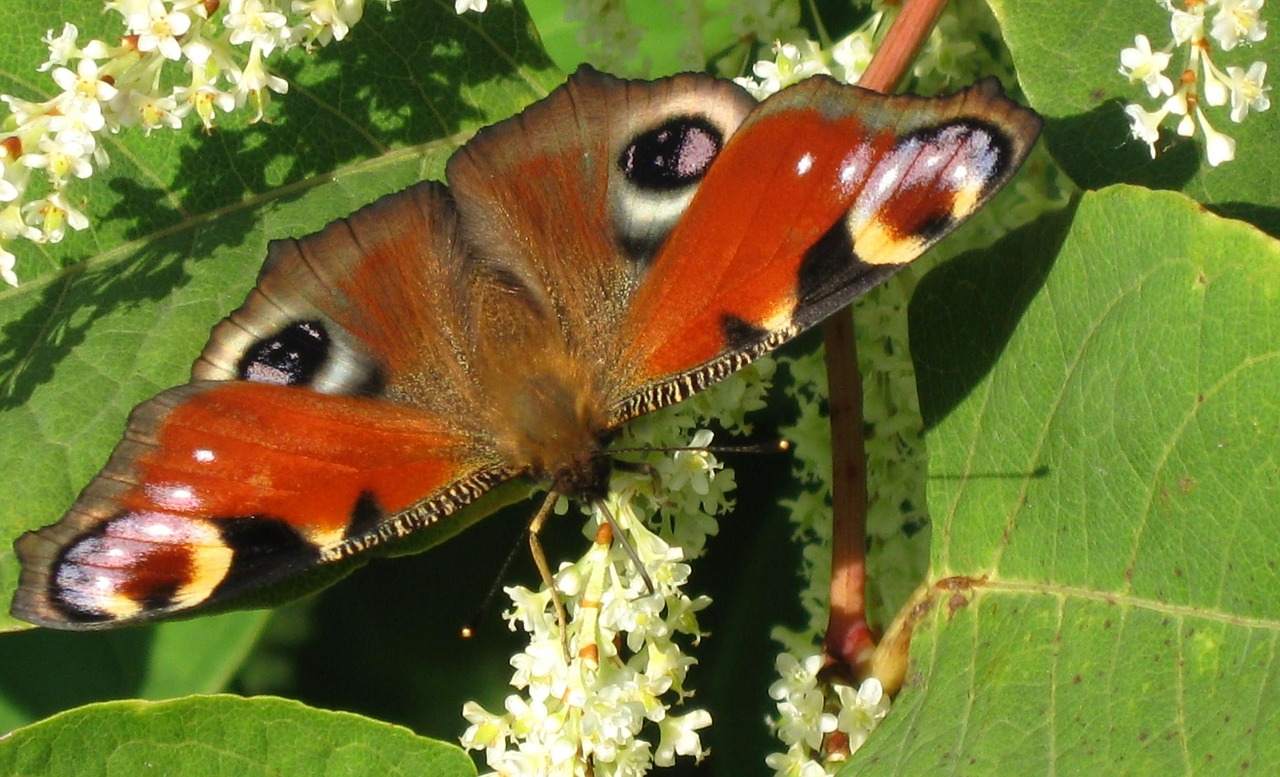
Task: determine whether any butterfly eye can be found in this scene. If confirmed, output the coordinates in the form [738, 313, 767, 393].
[618, 116, 723, 191]
[236, 320, 330, 385]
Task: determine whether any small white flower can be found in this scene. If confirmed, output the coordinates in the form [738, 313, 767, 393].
[39, 23, 82, 72]
[769, 652, 825, 701]
[0, 205, 41, 242]
[455, 0, 488, 12]
[737, 41, 830, 99]
[23, 192, 89, 243]
[1211, 0, 1268, 50]
[173, 81, 238, 131]
[1168, 3, 1206, 46]
[1227, 61, 1272, 121]
[52, 58, 120, 106]
[666, 429, 715, 496]
[765, 743, 829, 777]
[833, 677, 891, 752]
[1201, 58, 1232, 106]
[1197, 107, 1237, 165]
[132, 0, 193, 61]
[0, 244, 17, 287]
[21, 135, 93, 185]
[233, 44, 290, 122]
[461, 700, 510, 762]
[1119, 34, 1174, 98]
[770, 653, 837, 752]
[127, 90, 186, 133]
[653, 709, 711, 766]
[831, 31, 874, 85]
[292, 0, 366, 45]
[225, 0, 292, 57]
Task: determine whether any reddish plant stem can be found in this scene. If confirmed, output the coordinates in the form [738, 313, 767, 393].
[821, 0, 950, 682]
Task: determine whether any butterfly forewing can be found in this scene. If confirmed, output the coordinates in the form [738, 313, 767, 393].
[610, 76, 1041, 421]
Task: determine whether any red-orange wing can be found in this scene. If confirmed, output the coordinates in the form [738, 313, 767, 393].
[611, 77, 1041, 421]
[13, 381, 510, 628]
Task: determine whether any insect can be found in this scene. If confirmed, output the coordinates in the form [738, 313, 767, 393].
[11, 66, 1040, 629]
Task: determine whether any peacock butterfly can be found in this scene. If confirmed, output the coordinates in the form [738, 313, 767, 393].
[11, 66, 1040, 630]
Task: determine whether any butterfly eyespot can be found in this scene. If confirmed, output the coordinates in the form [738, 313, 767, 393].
[619, 116, 723, 191]
[50, 511, 234, 622]
[237, 320, 330, 385]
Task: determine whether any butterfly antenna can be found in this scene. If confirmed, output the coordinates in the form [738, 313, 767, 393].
[596, 499, 656, 594]
[609, 438, 791, 457]
[460, 514, 535, 640]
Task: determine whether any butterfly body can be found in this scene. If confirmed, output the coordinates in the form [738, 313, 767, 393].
[11, 66, 1041, 630]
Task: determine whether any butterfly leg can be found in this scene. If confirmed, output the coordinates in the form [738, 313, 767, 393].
[527, 490, 571, 659]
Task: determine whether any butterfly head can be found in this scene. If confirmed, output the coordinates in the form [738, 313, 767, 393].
[548, 449, 614, 504]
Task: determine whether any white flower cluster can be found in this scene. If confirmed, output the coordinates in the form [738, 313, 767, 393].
[460, 492, 713, 776]
[764, 653, 891, 776]
[1121, 0, 1271, 166]
[461, 361, 774, 776]
[0, 0, 387, 287]
[733, 32, 875, 99]
[731, 0, 995, 98]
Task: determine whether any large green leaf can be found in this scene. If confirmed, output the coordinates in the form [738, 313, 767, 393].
[0, 695, 476, 776]
[852, 185, 1280, 771]
[991, 0, 1280, 236]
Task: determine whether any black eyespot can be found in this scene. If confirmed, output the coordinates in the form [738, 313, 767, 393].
[619, 116, 723, 191]
[237, 320, 329, 385]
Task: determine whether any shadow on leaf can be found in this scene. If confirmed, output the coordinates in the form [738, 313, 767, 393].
[910, 197, 1078, 429]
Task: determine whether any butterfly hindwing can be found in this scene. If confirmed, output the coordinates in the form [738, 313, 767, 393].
[12, 183, 519, 629]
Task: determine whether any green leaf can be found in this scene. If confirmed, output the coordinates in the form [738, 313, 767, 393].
[0, 695, 476, 776]
[0, 609, 268, 734]
[0, 0, 560, 635]
[991, 0, 1280, 236]
[854, 185, 1280, 771]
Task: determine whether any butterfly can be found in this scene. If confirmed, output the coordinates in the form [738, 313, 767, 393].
[10, 66, 1040, 630]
